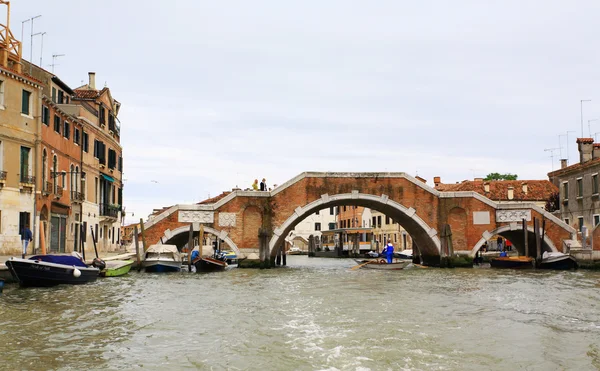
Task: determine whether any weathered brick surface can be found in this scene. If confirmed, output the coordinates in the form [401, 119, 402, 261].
[139, 174, 573, 259]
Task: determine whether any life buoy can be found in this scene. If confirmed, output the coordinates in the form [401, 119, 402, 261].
[379, 259, 386, 264]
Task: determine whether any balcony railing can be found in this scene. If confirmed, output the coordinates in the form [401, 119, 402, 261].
[100, 203, 120, 219]
[71, 191, 84, 202]
[55, 185, 63, 198]
[43, 181, 52, 194]
[20, 174, 35, 184]
[0, 170, 6, 181]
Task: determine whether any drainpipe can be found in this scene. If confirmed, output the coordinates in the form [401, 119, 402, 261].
[32, 89, 41, 254]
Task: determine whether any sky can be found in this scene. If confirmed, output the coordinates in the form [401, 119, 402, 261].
[8, 0, 600, 224]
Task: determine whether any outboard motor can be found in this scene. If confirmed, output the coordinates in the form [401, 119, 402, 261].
[92, 258, 106, 271]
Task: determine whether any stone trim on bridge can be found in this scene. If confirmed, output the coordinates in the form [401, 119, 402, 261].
[159, 224, 241, 257]
[268, 192, 442, 256]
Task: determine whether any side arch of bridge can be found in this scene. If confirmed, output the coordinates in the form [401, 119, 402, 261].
[269, 192, 442, 259]
[469, 224, 559, 257]
[159, 225, 241, 257]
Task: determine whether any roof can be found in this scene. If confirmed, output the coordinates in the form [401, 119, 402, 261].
[548, 157, 600, 178]
[73, 88, 104, 100]
[198, 191, 232, 205]
[435, 180, 557, 201]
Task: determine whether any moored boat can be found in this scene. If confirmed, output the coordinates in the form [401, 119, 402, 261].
[142, 244, 182, 272]
[100, 260, 134, 277]
[490, 256, 534, 269]
[353, 259, 411, 270]
[537, 252, 578, 270]
[5, 255, 100, 287]
[396, 249, 413, 260]
[193, 256, 227, 272]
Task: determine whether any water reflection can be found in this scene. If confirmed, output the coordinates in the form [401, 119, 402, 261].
[1, 256, 599, 370]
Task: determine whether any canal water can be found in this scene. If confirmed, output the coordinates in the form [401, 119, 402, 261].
[1, 256, 600, 371]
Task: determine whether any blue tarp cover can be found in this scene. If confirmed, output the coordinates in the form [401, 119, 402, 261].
[29, 255, 87, 267]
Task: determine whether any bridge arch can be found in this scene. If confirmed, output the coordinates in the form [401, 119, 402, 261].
[160, 225, 241, 257]
[269, 192, 441, 260]
[469, 224, 559, 257]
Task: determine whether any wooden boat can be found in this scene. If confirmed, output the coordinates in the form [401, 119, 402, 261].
[5, 255, 100, 287]
[537, 252, 578, 270]
[353, 259, 411, 270]
[490, 256, 534, 269]
[142, 244, 182, 272]
[193, 256, 227, 272]
[100, 260, 134, 277]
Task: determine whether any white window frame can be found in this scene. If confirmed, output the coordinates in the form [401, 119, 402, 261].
[562, 181, 569, 202]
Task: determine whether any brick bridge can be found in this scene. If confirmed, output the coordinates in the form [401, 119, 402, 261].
[139, 172, 575, 266]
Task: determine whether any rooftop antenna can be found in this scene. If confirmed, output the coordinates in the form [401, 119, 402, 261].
[588, 119, 598, 137]
[565, 130, 576, 165]
[28, 14, 41, 74]
[32, 31, 45, 67]
[50, 53, 64, 73]
[544, 147, 561, 171]
[595, 132, 600, 142]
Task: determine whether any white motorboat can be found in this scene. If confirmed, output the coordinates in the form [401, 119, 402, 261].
[142, 244, 182, 272]
[397, 249, 413, 260]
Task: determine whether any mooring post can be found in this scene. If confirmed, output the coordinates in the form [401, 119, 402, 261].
[282, 244, 287, 266]
[134, 225, 141, 271]
[523, 218, 529, 258]
[275, 246, 281, 266]
[187, 223, 194, 272]
[139, 218, 148, 252]
[258, 227, 268, 269]
[534, 217, 541, 263]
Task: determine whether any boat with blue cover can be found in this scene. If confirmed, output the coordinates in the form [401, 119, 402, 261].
[5, 255, 100, 287]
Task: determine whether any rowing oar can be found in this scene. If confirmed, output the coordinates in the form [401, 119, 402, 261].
[413, 263, 428, 269]
[350, 261, 373, 270]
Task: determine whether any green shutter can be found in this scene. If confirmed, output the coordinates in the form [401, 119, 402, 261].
[21, 90, 30, 115]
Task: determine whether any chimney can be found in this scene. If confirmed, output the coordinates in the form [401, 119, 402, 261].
[522, 182, 528, 194]
[88, 72, 96, 90]
[560, 159, 568, 169]
[594, 144, 600, 160]
[484, 182, 490, 193]
[577, 138, 594, 163]
[433, 176, 441, 186]
[507, 186, 514, 200]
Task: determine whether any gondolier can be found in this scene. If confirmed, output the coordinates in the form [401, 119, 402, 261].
[385, 242, 394, 263]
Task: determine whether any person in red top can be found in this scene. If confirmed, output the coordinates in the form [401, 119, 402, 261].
[506, 239, 512, 252]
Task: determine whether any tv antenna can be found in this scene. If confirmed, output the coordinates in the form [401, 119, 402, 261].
[544, 147, 561, 171]
[49, 53, 65, 73]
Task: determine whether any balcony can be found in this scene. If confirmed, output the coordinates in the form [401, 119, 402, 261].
[100, 203, 120, 219]
[54, 185, 63, 198]
[42, 181, 52, 195]
[71, 191, 84, 203]
[20, 174, 35, 184]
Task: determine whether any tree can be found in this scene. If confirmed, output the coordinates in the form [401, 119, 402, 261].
[484, 173, 518, 181]
[545, 191, 560, 213]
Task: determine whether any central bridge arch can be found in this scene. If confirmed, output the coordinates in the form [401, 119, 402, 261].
[269, 192, 441, 259]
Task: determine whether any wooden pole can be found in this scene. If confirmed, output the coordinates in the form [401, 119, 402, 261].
[541, 218, 546, 256]
[80, 224, 85, 259]
[534, 217, 541, 262]
[282, 244, 287, 266]
[80, 225, 86, 263]
[199, 224, 205, 257]
[134, 225, 141, 272]
[39, 222, 46, 255]
[523, 218, 529, 258]
[90, 225, 99, 259]
[187, 223, 194, 272]
[139, 218, 148, 252]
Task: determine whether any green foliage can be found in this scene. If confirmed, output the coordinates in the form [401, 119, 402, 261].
[545, 191, 560, 212]
[484, 172, 518, 181]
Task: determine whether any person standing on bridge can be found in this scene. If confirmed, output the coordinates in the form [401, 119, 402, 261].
[260, 178, 267, 191]
[385, 242, 394, 264]
[252, 179, 259, 191]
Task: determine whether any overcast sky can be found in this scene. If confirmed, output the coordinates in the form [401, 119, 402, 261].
[10, 1, 600, 223]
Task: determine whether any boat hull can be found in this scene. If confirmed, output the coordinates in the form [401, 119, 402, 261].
[538, 256, 578, 270]
[100, 260, 134, 277]
[143, 260, 181, 273]
[5, 258, 99, 287]
[490, 257, 534, 269]
[354, 259, 410, 270]
[194, 257, 227, 272]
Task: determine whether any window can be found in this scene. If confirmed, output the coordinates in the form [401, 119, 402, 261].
[118, 156, 122, 172]
[315, 210, 320, 215]
[328, 222, 335, 230]
[74, 128, 80, 144]
[21, 90, 31, 115]
[108, 149, 117, 169]
[51, 87, 56, 102]
[594, 215, 600, 227]
[386, 216, 390, 225]
[99, 105, 106, 126]
[578, 217, 584, 232]
[54, 115, 61, 134]
[94, 140, 106, 164]
[577, 178, 583, 198]
[315, 222, 321, 231]
[343, 206, 347, 212]
[0, 79, 4, 106]
[593, 174, 599, 195]
[20, 146, 30, 181]
[57, 90, 64, 104]
[372, 216, 376, 228]
[63, 121, 70, 139]
[41, 105, 50, 125]
[563, 182, 569, 201]
[82, 132, 89, 152]
[377, 216, 382, 228]
[18, 212, 30, 237]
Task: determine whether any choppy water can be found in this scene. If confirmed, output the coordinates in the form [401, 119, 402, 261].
[1, 256, 600, 371]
